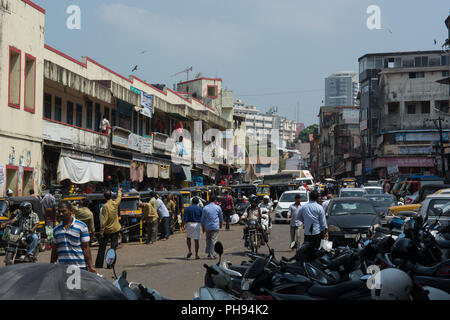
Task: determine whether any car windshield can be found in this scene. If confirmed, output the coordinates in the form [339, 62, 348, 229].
[279, 193, 308, 203]
[365, 188, 383, 195]
[340, 191, 365, 197]
[330, 201, 376, 216]
[365, 196, 396, 207]
[0, 200, 7, 217]
[427, 199, 450, 216]
[119, 199, 139, 211]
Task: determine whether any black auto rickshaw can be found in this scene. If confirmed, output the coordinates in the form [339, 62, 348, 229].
[1, 196, 47, 252]
[231, 184, 257, 199]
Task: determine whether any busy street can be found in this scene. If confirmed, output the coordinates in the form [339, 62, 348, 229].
[0, 0, 450, 305]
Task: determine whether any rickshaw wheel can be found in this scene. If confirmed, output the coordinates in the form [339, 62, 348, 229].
[4, 252, 13, 265]
[122, 232, 129, 243]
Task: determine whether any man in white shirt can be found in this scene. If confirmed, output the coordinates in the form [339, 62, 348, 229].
[321, 193, 333, 214]
[286, 194, 304, 250]
[100, 115, 110, 134]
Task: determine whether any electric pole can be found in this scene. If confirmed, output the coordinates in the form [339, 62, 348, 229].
[425, 116, 447, 178]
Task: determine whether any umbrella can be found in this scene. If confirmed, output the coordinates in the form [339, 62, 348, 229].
[0, 263, 126, 300]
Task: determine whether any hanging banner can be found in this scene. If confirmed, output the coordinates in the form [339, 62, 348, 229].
[0, 165, 5, 195]
[141, 92, 153, 118]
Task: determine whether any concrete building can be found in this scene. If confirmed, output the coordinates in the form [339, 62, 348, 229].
[358, 50, 450, 178]
[0, 0, 45, 196]
[325, 72, 359, 107]
[318, 106, 360, 179]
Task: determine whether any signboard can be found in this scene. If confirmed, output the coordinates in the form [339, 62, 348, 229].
[360, 119, 368, 131]
[141, 92, 153, 118]
[387, 165, 399, 175]
[128, 133, 152, 155]
[131, 86, 153, 118]
[355, 163, 362, 176]
[396, 132, 449, 143]
[398, 146, 433, 155]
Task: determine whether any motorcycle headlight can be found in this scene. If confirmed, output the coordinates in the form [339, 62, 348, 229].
[328, 225, 341, 232]
[240, 277, 255, 291]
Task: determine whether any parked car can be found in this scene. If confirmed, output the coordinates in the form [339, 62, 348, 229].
[419, 194, 450, 227]
[364, 194, 398, 224]
[273, 190, 309, 224]
[325, 197, 379, 247]
[338, 188, 367, 198]
[363, 186, 383, 195]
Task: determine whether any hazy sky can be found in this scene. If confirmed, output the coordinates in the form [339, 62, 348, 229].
[34, 0, 449, 126]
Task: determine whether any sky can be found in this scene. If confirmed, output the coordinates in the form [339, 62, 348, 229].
[34, 0, 450, 127]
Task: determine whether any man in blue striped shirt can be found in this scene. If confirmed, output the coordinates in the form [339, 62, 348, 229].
[51, 202, 96, 273]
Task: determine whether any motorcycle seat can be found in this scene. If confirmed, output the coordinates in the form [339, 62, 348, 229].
[414, 276, 450, 294]
[281, 262, 306, 275]
[414, 261, 450, 277]
[307, 281, 366, 300]
[437, 240, 450, 249]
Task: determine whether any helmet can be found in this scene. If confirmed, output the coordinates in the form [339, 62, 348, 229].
[20, 202, 33, 215]
[403, 218, 421, 241]
[263, 195, 270, 201]
[250, 195, 259, 204]
[390, 238, 421, 266]
[371, 268, 413, 300]
[6, 189, 13, 197]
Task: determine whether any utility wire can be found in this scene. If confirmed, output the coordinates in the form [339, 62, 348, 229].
[236, 89, 324, 97]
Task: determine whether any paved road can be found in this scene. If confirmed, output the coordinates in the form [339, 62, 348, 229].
[9, 222, 295, 300]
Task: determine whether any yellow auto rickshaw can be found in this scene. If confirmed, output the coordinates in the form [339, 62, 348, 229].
[256, 184, 270, 198]
[118, 192, 143, 243]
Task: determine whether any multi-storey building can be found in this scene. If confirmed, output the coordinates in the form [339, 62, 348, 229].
[358, 50, 450, 178]
[325, 72, 359, 107]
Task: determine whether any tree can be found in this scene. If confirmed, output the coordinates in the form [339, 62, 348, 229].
[297, 124, 318, 143]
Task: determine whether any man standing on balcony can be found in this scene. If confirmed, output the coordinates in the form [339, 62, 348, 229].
[99, 115, 110, 134]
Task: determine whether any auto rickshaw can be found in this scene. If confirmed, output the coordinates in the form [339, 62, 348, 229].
[118, 192, 143, 243]
[0, 196, 47, 252]
[231, 184, 257, 199]
[256, 184, 270, 198]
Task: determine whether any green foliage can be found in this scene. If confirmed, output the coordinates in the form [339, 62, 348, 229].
[298, 124, 318, 143]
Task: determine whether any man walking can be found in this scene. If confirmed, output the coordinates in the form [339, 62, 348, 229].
[296, 190, 328, 249]
[95, 187, 122, 269]
[41, 189, 56, 228]
[156, 195, 171, 240]
[51, 201, 96, 273]
[138, 197, 158, 244]
[286, 194, 304, 250]
[72, 198, 95, 239]
[201, 195, 223, 259]
[183, 197, 203, 260]
[220, 190, 234, 230]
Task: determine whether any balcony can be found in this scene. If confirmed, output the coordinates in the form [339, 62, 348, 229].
[43, 119, 110, 153]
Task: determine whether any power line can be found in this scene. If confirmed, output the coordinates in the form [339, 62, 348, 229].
[236, 88, 324, 97]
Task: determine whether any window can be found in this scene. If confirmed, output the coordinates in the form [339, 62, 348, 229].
[24, 54, 36, 113]
[415, 56, 428, 67]
[132, 112, 138, 134]
[387, 102, 399, 115]
[409, 72, 424, 79]
[8, 47, 21, 108]
[207, 85, 218, 98]
[66, 101, 74, 125]
[111, 109, 116, 127]
[436, 100, 450, 113]
[421, 101, 430, 114]
[86, 101, 93, 129]
[443, 71, 450, 77]
[407, 104, 416, 114]
[44, 93, 52, 119]
[54, 96, 62, 122]
[104, 107, 110, 121]
[22, 168, 33, 196]
[427, 199, 450, 216]
[145, 117, 150, 135]
[76, 104, 82, 127]
[95, 103, 101, 131]
[6, 166, 19, 197]
[139, 113, 143, 136]
[441, 56, 449, 66]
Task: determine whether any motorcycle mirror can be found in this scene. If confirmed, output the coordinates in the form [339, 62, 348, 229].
[105, 248, 117, 268]
[214, 241, 224, 256]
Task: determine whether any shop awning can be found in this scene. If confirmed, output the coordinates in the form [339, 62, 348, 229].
[57, 156, 104, 184]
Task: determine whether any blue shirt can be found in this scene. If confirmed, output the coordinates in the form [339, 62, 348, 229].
[297, 201, 328, 236]
[201, 202, 223, 231]
[288, 203, 303, 227]
[183, 204, 203, 223]
[53, 218, 90, 268]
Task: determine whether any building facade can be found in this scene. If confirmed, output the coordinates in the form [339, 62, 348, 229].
[325, 72, 359, 107]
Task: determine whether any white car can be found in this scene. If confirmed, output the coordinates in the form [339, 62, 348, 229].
[339, 188, 367, 198]
[274, 190, 309, 224]
[364, 186, 383, 195]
